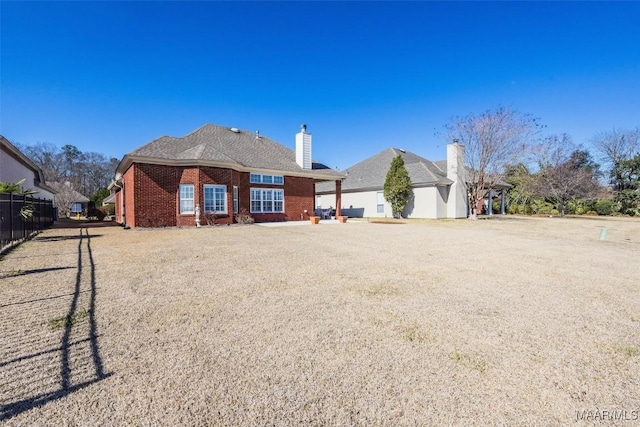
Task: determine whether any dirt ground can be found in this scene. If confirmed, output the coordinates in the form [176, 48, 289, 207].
[1, 216, 639, 426]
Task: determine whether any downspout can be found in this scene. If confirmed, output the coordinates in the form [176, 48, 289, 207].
[109, 178, 125, 228]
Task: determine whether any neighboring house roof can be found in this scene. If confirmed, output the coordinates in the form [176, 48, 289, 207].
[0, 135, 58, 195]
[102, 193, 116, 204]
[117, 124, 344, 181]
[73, 191, 90, 203]
[316, 148, 452, 194]
[45, 182, 90, 203]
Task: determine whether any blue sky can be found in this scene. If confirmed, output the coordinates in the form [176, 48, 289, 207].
[1, 1, 639, 170]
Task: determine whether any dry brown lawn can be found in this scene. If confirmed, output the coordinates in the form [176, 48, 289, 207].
[1, 216, 639, 426]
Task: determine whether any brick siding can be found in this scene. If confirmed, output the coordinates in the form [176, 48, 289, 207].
[115, 163, 319, 227]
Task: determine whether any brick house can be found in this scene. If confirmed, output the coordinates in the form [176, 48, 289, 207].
[110, 124, 344, 227]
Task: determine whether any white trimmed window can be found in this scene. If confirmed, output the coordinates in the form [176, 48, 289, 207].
[180, 184, 195, 214]
[204, 184, 227, 213]
[233, 186, 239, 214]
[250, 188, 284, 213]
[376, 191, 384, 214]
[71, 202, 83, 213]
[316, 195, 322, 209]
[251, 189, 261, 212]
[274, 190, 283, 212]
[250, 173, 284, 185]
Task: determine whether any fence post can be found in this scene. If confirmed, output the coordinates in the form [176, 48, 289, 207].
[10, 193, 15, 243]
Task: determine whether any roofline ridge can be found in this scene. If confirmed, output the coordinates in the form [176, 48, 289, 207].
[188, 122, 280, 143]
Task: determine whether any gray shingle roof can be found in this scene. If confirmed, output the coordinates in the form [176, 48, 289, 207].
[316, 148, 452, 193]
[120, 124, 343, 180]
[102, 192, 116, 204]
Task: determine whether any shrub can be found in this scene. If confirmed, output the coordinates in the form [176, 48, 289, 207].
[204, 213, 229, 225]
[87, 207, 106, 221]
[507, 203, 523, 214]
[594, 199, 620, 216]
[565, 201, 578, 215]
[103, 204, 116, 216]
[96, 205, 115, 217]
[235, 208, 255, 225]
[529, 200, 555, 215]
[617, 189, 640, 216]
[566, 199, 598, 215]
[585, 210, 598, 216]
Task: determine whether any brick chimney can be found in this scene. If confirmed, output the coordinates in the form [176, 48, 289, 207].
[295, 124, 312, 169]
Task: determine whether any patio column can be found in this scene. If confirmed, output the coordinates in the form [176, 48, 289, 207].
[335, 180, 342, 216]
[501, 189, 506, 215]
[487, 189, 493, 216]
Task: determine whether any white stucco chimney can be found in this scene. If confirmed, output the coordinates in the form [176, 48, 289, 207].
[447, 140, 468, 218]
[295, 124, 312, 169]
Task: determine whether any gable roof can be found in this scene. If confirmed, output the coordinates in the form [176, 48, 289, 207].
[102, 192, 116, 204]
[117, 124, 344, 181]
[316, 147, 452, 194]
[45, 182, 89, 202]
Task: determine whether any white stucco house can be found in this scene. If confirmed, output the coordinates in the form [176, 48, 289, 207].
[315, 142, 469, 219]
[0, 135, 57, 200]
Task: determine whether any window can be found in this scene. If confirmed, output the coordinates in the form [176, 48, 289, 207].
[376, 191, 384, 214]
[251, 188, 262, 212]
[233, 186, 239, 214]
[249, 173, 284, 185]
[316, 195, 322, 209]
[180, 184, 195, 214]
[204, 185, 227, 213]
[71, 202, 83, 213]
[274, 190, 284, 212]
[250, 188, 284, 213]
[263, 189, 273, 212]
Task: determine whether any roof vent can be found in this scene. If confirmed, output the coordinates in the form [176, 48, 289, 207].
[398, 148, 406, 153]
[255, 130, 260, 139]
[230, 127, 240, 133]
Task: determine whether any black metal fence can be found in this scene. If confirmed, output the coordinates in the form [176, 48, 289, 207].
[0, 193, 55, 252]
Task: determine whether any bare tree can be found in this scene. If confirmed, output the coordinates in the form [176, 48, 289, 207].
[592, 127, 640, 191]
[21, 142, 66, 183]
[21, 143, 119, 198]
[533, 134, 600, 217]
[446, 107, 542, 218]
[80, 152, 114, 196]
[48, 181, 79, 217]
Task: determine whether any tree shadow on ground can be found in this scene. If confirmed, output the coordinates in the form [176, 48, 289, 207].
[0, 266, 75, 280]
[0, 228, 112, 421]
[33, 234, 103, 242]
